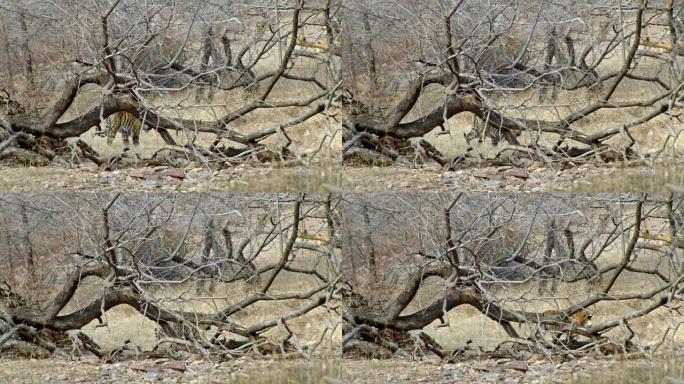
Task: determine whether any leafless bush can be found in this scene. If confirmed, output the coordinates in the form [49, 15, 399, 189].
[341, 192, 684, 359]
[343, 0, 684, 168]
[0, 0, 341, 167]
[0, 192, 342, 360]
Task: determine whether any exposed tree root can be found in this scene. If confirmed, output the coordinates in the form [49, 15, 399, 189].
[343, 321, 445, 359]
[1, 107, 103, 167]
[0, 285, 75, 359]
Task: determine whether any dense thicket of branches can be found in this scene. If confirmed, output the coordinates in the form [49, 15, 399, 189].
[0, 0, 341, 167]
[341, 192, 684, 359]
[0, 193, 342, 359]
[343, 0, 684, 167]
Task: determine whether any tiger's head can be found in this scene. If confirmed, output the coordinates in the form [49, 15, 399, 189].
[569, 310, 593, 327]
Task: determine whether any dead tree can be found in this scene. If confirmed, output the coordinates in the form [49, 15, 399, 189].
[0, 193, 341, 359]
[18, 14, 33, 85]
[343, 0, 682, 167]
[0, 0, 341, 167]
[19, 203, 34, 281]
[342, 192, 684, 359]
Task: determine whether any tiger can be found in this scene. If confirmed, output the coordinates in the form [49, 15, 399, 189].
[106, 112, 143, 146]
[541, 309, 593, 329]
[539, 309, 593, 343]
[464, 115, 521, 147]
[297, 228, 331, 245]
[296, 36, 329, 53]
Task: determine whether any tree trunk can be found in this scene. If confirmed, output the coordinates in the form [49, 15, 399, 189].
[361, 14, 377, 88]
[197, 26, 213, 101]
[221, 32, 232, 67]
[197, 218, 215, 294]
[2, 216, 15, 284]
[19, 14, 33, 84]
[539, 219, 557, 293]
[362, 206, 376, 278]
[20, 204, 34, 281]
[222, 224, 233, 260]
[2, 24, 14, 92]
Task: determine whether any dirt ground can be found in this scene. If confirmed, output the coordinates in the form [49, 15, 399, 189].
[3, 162, 681, 193]
[342, 354, 684, 384]
[0, 357, 345, 384]
[343, 163, 684, 192]
[1, 354, 682, 383]
[0, 164, 343, 193]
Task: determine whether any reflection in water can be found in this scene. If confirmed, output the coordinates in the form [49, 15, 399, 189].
[219, 166, 343, 193]
[573, 166, 684, 192]
[227, 359, 345, 384]
[575, 359, 684, 384]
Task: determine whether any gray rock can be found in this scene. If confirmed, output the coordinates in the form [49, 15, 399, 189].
[484, 179, 505, 189]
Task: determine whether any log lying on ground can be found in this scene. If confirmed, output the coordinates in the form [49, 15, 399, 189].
[0, 283, 95, 358]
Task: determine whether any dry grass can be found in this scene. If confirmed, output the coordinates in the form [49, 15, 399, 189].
[81, 306, 160, 351]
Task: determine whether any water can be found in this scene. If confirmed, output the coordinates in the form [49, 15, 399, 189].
[221, 166, 343, 193]
[575, 359, 684, 384]
[227, 359, 345, 384]
[572, 165, 684, 192]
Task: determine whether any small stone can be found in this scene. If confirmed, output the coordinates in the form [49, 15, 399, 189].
[505, 168, 530, 180]
[143, 176, 160, 189]
[161, 361, 187, 372]
[80, 357, 100, 365]
[185, 161, 203, 170]
[128, 170, 150, 179]
[99, 367, 112, 378]
[161, 184, 178, 192]
[472, 171, 494, 179]
[506, 361, 529, 372]
[484, 371, 502, 381]
[472, 363, 496, 372]
[98, 177, 110, 185]
[129, 361, 154, 371]
[484, 179, 505, 189]
[161, 168, 186, 179]
[142, 371, 160, 381]
[442, 172, 459, 186]
[639, 169, 656, 178]
[296, 168, 312, 177]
